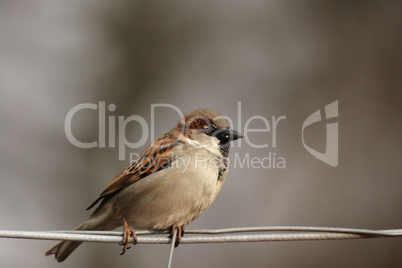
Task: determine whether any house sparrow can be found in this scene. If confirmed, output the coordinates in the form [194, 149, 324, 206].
[45, 108, 242, 262]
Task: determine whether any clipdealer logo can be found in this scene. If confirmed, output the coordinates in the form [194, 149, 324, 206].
[302, 101, 338, 167]
[64, 101, 338, 168]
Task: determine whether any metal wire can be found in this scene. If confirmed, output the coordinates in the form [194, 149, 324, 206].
[2, 226, 402, 268]
[44, 226, 402, 236]
[1, 226, 402, 244]
[168, 229, 177, 268]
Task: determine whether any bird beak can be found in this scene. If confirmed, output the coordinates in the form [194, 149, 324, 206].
[227, 129, 243, 141]
[213, 128, 243, 147]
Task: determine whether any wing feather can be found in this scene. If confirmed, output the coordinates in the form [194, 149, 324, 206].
[86, 134, 179, 210]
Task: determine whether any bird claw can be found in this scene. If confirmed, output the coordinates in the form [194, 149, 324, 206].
[120, 216, 137, 255]
[170, 226, 185, 248]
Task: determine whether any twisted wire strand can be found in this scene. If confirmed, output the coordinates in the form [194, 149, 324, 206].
[1, 226, 401, 244]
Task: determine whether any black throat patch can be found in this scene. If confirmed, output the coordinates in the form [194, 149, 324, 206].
[218, 156, 229, 181]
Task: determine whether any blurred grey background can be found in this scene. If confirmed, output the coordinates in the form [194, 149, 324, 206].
[1, 1, 402, 267]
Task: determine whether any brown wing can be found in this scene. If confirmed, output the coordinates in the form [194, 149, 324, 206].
[86, 133, 179, 210]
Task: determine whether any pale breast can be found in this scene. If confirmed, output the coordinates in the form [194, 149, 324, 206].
[115, 146, 227, 230]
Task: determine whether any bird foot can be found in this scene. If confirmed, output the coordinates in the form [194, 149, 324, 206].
[120, 216, 137, 255]
[170, 226, 185, 247]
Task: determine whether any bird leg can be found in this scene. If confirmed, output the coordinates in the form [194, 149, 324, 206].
[170, 226, 185, 247]
[120, 215, 137, 255]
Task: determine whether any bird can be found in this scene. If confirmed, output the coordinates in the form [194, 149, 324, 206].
[45, 108, 242, 262]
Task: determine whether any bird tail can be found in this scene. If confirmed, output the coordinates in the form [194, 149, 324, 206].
[45, 239, 82, 263]
[44, 216, 97, 263]
[45, 209, 120, 262]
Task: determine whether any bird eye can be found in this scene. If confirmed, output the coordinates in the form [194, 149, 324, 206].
[202, 124, 218, 136]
